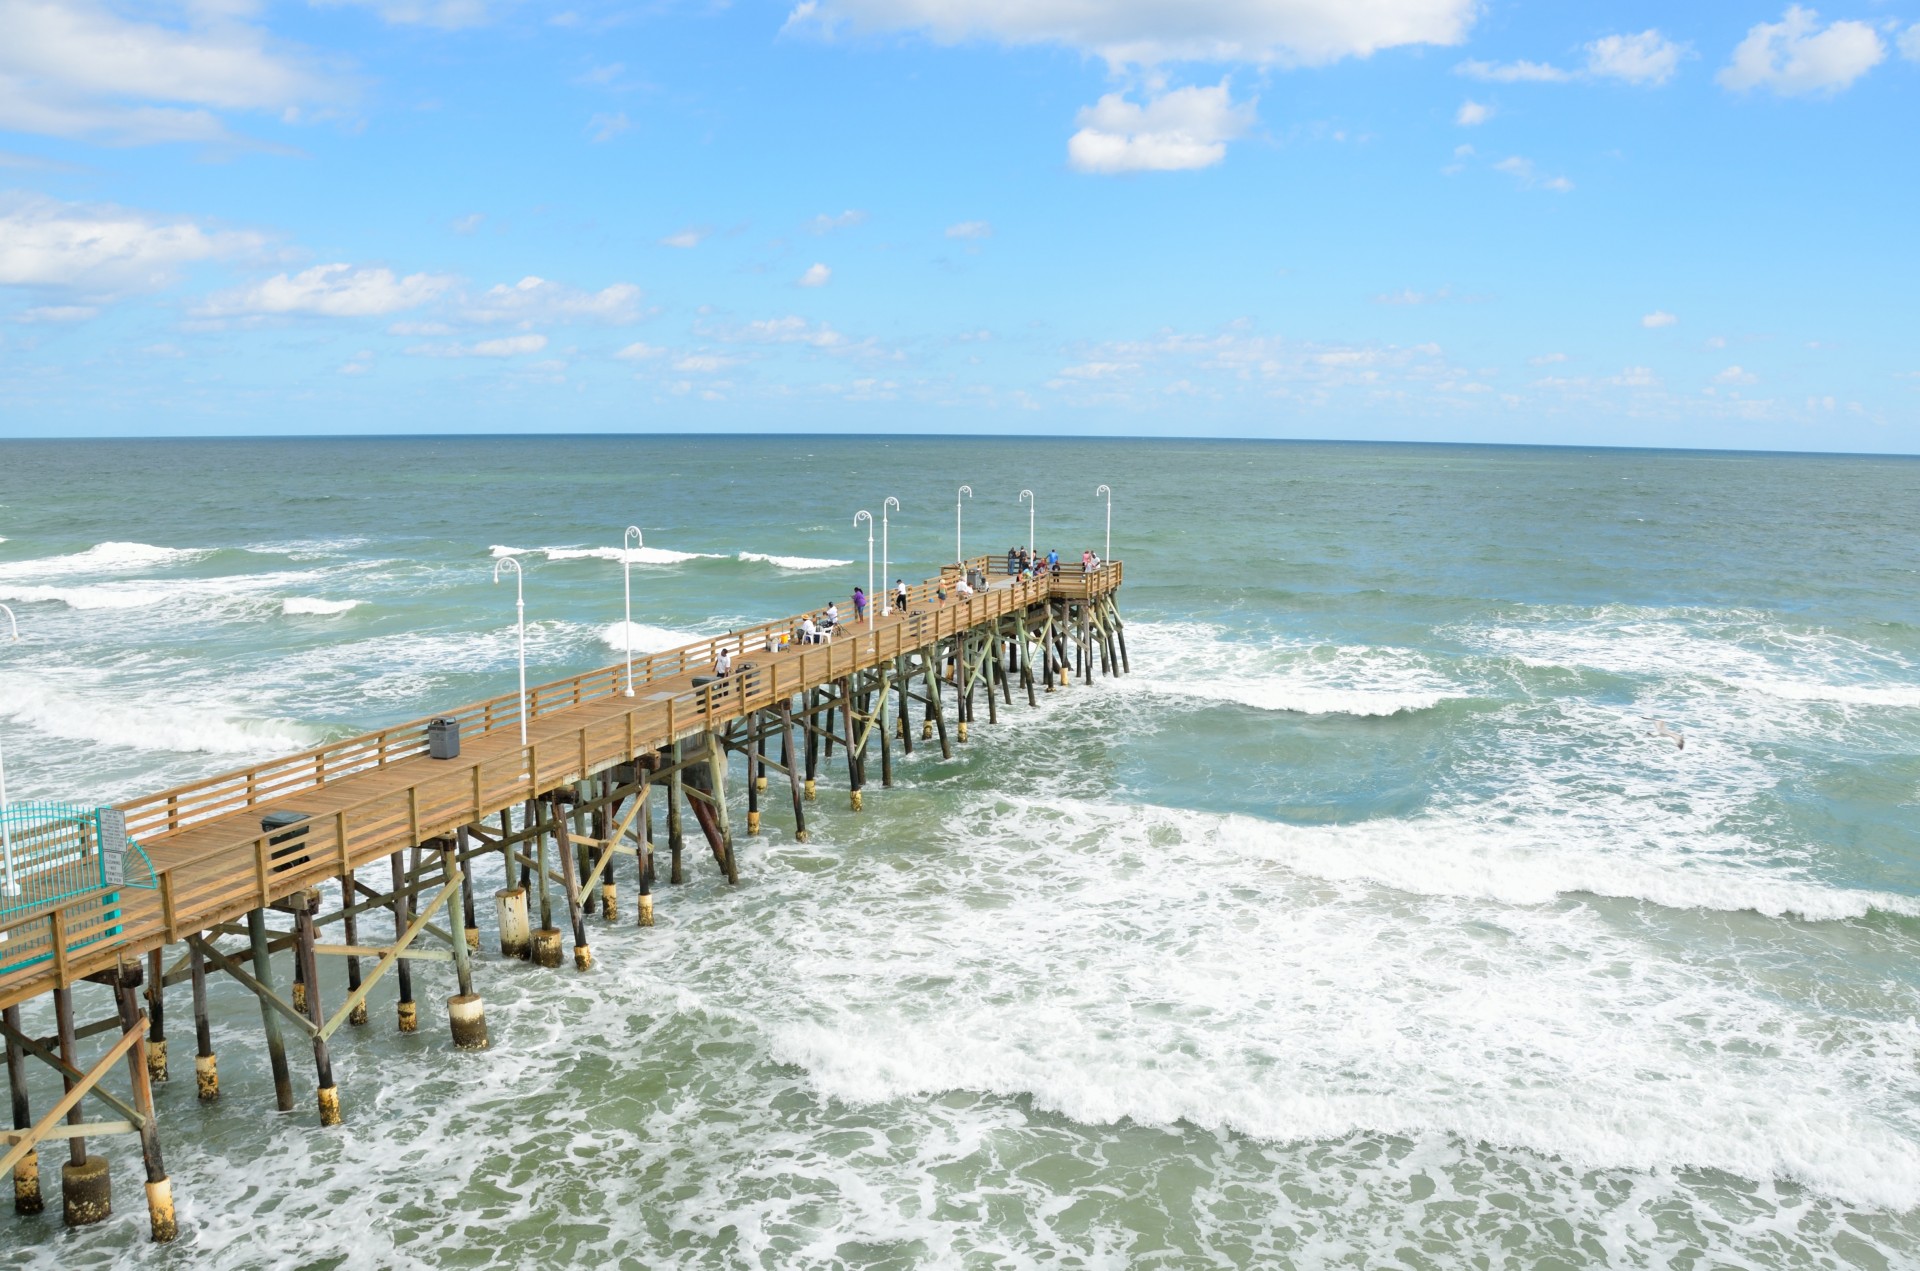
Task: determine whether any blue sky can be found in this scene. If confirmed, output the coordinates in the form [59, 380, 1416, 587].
[1, 1, 1917, 449]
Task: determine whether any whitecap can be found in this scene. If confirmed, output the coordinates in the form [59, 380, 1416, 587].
[0, 676, 324, 756]
[737, 551, 851, 571]
[0, 540, 208, 579]
[282, 597, 363, 616]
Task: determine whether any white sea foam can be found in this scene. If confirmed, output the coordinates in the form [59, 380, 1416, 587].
[737, 550, 851, 570]
[281, 597, 363, 616]
[0, 581, 177, 610]
[1119, 620, 1467, 716]
[1467, 606, 1920, 713]
[0, 540, 208, 578]
[492, 544, 724, 565]
[0, 675, 323, 756]
[743, 793, 1920, 1212]
[599, 620, 712, 653]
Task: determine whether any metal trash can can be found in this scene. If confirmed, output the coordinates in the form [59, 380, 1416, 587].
[261, 809, 313, 875]
[428, 717, 460, 760]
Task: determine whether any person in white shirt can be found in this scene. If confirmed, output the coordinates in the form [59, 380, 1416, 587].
[892, 578, 909, 615]
[714, 646, 733, 677]
[800, 616, 819, 644]
[956, 575, 974, 599]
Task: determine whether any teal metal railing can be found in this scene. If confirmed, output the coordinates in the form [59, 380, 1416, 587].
[0, 805, 153, 977]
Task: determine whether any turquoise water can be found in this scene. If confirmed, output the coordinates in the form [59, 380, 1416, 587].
[2, 437, 1918, 1268]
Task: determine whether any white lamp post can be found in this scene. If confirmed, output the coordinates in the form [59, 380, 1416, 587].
[1096, 484, 1112, 564]
[493, 557, 528, 745]
[621, 525, 643, 696]
[0, 602, 15, 897]
[854, 509, 875, 628]
[955, 484, 971, 566]
[881, 496, 899, 613]
[1019, 488, 1035, 557]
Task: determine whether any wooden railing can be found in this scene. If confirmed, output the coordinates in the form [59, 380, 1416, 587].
[114, 555, 1102, 845]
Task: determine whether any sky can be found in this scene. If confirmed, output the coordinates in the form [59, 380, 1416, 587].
[0, 1, 1917, 450]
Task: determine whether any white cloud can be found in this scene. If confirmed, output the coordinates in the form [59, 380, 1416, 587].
[1456, 59, 1571, 83]
[14, 304, 97, 323]
[451, 213, 484, 235]
[615, 341, 664, 360]
[798, 262, 831, 286]
[1375, 286, 1452, 305]
[1641, 310, 1678, 328]
[312, 0, 493, 30]
[1493, 155, 1572, 192]
[408, 332, 549, 357]
[472, 333, 545, 356]
[198, 264, 454, 317]
[339, 350, 372, 375]
[1713, 365, 1758, 385]
[1705, 335, 1728, 349]
[1068, 82, 1255, 174]
[945, 219, 993, 239]
[660, 226, 710, 249]
[1459, 31, 1686, 87]
[588, 112, 630, 142]
[0, 194, 262, 292]
[1528, 352, 1567, 365]
[808, 209, 867, 234]
[786, 0, 1478, 67]
[1455, 99, 1492, 126]
[674, 353, 736, 373]
[1610, 365, 1659, 387]
[728, 316, 846, 347]
[1585, 30, 1685, 85]
[462, 276, 643, 324]
[1719, 6, 1884, 97]
[0, 0, 338, 144]
[1902, 24, 1920, 63]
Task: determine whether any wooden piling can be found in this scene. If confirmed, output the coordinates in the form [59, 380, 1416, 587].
[389, 852, 419, 1029]
[340, 871, 367, 1026]
[113, 974, 176, 1241]
[292, 899, 339, 1124]
[144, 949, 167, 1085]
[3, 1004, 39, 1215]
[55, 987, 110, 1226]
[246, 909, 295, 1112]
[188, 939, 216, 1101]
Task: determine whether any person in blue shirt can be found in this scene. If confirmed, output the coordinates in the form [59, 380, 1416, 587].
[1047, 548, 1059, 575]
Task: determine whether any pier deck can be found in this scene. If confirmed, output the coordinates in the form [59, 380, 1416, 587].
[0, 555, 1127, 1243]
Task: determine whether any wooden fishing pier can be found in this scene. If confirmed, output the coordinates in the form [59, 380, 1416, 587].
[0, 556, 1126, 1244]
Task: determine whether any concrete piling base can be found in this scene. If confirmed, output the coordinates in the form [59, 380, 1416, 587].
[747, 811, 761, 835]
[755, 776, 768, 792]
[958, 722, 969, 743]
[573, 945, 593, 971]
[397, 1001, 418, 1034]
[195, 1052, 219, 1101]
[496, 888, 531, 960]
[13, 1148, 42, 1215]
[146, 1038, 168, 1085]
[922, 720, 934, 740]
[531, 928, 563, 968]
[448, 993, 489, 1050]
[145, 1177, 177, 1243]
[600, 883, 617, 921]
[291, 982, 307, 1015]
[61, 1154, 110, 1227]
[316, 1085, 342, 1127]
[464, 926, 481, 952]
[804, 779, 817, 802]
[349, 1001, 369, 1027]
[850, 791, 864, 812]
[638, 893, 654, 927]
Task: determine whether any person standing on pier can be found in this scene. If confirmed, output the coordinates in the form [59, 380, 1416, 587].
[715, 645, 733, 677]
[853, 587, 867, 623]
[893, 578, 909, 615]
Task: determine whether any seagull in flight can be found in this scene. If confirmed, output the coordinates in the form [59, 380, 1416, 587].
[1652, 720, 1685, 750]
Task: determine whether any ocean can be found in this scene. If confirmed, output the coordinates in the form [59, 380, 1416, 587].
[1, 435, 1917, 1268]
